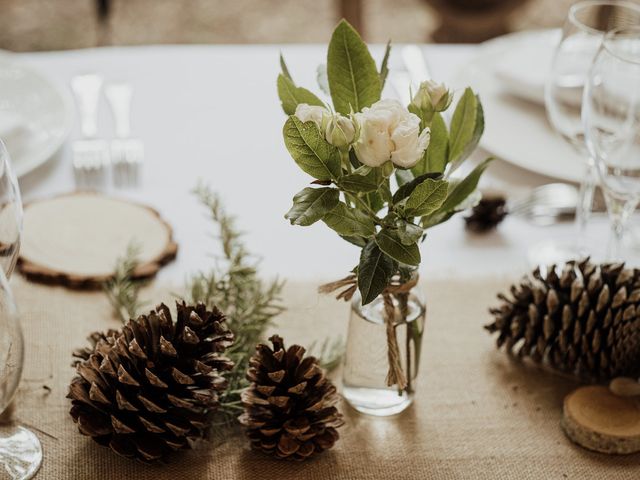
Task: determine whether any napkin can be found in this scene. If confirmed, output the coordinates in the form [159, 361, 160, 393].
[0, 111, 30, 155]
[493, 31, 558, 105]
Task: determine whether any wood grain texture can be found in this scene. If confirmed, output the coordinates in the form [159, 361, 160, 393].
[18, 192, 177, 289]
[562, 385, 640, 454]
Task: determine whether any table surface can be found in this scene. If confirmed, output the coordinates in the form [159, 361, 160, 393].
[12, 44, 611, 285]
[8, 45, 636, 480]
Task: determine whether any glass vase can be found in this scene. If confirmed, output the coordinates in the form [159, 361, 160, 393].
[342, 286, 426, 416]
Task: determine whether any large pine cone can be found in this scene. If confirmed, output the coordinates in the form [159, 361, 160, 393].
[486, 259, 640, 380]
[68, 302, 234, 462]
[238, 335, 343, 460]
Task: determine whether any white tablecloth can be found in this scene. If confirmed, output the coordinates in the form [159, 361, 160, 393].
[12, 44, 611, 284]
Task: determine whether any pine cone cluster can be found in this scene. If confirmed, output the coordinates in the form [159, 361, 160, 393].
[486, 259, 640, 380]
[68, 302, 234, 462]
[239, 335, 343, 460]
[465, 195, 507, 233]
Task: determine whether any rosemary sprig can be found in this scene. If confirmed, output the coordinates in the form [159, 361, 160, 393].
[103, 243, 147, 323]
[186, 183, 285, 430]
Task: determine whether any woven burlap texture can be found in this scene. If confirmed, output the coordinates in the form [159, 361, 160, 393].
[10, 276, 640, 479]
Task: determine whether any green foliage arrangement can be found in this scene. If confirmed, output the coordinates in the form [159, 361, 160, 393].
[279, 20, 491, 305]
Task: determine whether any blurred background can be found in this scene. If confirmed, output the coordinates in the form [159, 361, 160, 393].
[0, 0, 581, 51]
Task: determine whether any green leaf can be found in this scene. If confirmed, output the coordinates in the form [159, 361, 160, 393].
[323, 202, 375, 237]
[405, 178, 448, 217]
[279, 53, 292, 80]
[396, 220, 424, 246]
[348, 149, 361, 170]
[421, 210, 455, 229]
[277, 74, 325, 116]
[379, 40, 391, 88]
[375, 228, 421, 266]
[366, 190, 385, 213]
[283, 116, 342, 180]
[379, 182, 393, 205]
[392, 172, 442, 204]
[340, 166, 383, 193]
[357, 240, 396, 305]
[285, 187, 340, 226]
[448, 88, 484, 169]
[413, 112, 448, 175]
[327, 20, 382, 114]
[440, 158, 492, 213]
[340, 235, 367, 248]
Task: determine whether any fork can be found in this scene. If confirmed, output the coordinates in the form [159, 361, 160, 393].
[509, 183, 579, 225]
[71, 74, 109, 188]
[105, 83, 144, 187]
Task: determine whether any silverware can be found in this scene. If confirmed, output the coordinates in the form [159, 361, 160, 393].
[71, 74, 109, 188]
[509, 183, 579, 225]
[105, 82, 143, 187]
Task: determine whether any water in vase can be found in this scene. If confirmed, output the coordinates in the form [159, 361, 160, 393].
[342, 292, 425, 416]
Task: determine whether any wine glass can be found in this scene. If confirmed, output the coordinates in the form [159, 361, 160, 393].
[0, 141, 41, 479]
[583, 26, 640, 262]
[541, 0, 640, 264]
[0, 141, 22, 278]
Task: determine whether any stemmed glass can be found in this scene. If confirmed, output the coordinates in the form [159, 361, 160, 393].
[542, 0, 640, 263]
[583, 27, 640, 262]
[0, 141, 41, 479]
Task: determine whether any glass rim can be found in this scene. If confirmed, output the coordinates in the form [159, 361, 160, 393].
[568, 0, 640, 36]
[602, 26, 640, 65]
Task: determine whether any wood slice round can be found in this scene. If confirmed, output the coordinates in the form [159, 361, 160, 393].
[18, 192, 178, 289]
[562, 385, 640, 454]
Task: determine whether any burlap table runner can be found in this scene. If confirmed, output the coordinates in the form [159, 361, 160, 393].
[9, 276, 640, 479]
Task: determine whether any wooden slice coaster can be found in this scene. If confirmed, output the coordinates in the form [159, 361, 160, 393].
[562, 384, 640, 454]
[18, 192, 178, 289]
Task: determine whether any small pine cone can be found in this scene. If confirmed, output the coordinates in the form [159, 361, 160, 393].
[486, 259, 640, 381]
[465, 195, 507, 233]
[239, 335, 344, 460]
[68, 302, 234, 462]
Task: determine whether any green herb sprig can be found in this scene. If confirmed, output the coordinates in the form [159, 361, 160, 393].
[104, 243, 147, 324]
[185, 183, 286, 429]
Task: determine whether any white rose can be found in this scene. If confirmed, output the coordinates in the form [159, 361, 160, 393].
[294, 103, 327, 130]
[354, 99, 430, 168]
[325, 114, 356, 148]
[391, 121, 431, 168]
[411, 80, 452, 112]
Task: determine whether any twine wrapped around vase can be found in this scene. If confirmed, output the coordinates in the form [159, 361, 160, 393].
[319, 274, 419, 391]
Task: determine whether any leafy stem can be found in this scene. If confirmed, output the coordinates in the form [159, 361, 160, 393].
[103, 243, 147, 324]
[343, 191, 380, 224]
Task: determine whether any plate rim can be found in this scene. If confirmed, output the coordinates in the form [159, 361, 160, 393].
[0, 50, 74, 178]
[449, 29, 584, 184]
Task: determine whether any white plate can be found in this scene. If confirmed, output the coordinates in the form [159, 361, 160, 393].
[0, 51, 73, 177]
[450, 30, 585, 183]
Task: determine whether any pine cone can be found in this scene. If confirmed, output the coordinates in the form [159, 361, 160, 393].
[68, 302, 234, 462]
[239, 335, 343, 460]
[465, 195, 507, 233]
[486, 260, 640, 380]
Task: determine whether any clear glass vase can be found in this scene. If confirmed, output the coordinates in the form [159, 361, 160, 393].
[342, 287, 426, 416]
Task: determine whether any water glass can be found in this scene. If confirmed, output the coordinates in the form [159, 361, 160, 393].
[583, 26, 640, 261]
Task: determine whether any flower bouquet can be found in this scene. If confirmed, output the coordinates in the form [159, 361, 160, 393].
[278, 20, 490, 415]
